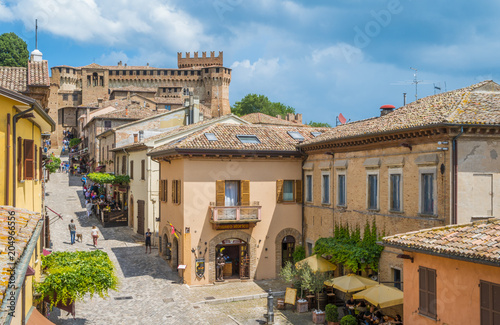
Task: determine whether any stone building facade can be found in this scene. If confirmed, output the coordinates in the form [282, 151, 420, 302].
[48, 51, 231, 148]
[300, 80, 500, 285]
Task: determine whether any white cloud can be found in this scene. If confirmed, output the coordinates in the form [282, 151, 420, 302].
[6, 0, 211, 49]
[0, 1, 13, 21]
[230, 57, 280, 77]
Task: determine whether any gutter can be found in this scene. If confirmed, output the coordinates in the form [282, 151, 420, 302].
[5, 114, 11, 205]
[451, 126, 464, 224]
[0, 218, 43, 324]
[148, 148, 303, 158]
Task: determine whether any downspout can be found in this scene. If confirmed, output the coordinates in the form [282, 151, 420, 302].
[12, 106, 35, 207]
[452, 126, 464, 224]
[6, 114, 11, 205]
[301, 151, 306, 248]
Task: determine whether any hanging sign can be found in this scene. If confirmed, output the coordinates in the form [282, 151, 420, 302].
[195, 258, 205, 278]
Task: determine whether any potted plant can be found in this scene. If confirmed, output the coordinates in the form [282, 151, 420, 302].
[302, 269, 328, 323]
[325, 304, 340, 325]
[340, 315, 357, 325]
[279, 261, 308, 313]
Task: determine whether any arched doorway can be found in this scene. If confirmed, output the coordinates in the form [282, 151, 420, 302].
[275, 228, 301, 277]
[129, 196, 134, 228]
[282, 235, 295, 268]
[163, 233, 171, 260]
[215, 238, 249, 280]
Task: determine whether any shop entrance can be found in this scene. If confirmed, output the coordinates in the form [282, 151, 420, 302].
[216, 239, 250, 280]
[282, 235, 295, 268]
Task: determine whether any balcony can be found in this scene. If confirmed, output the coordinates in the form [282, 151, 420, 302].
[210, 205, 262, 225]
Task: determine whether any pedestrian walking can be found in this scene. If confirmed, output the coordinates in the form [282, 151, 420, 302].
[86, 199, 93, 218]
[91, 226, 99, 246]
[81, 174, 87, 187]
[68, 219, 76, 244]
[145, 228, 152, 254]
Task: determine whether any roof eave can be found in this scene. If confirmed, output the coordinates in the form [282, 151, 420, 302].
[148, 147, 303, 158]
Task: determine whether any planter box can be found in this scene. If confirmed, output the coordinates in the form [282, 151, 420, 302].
[296, 300, 308, 313]
[313, 311, 326, 324]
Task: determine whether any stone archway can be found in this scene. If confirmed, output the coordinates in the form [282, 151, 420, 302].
[208, 231, 257, 283]
[275, 228, 301, 277]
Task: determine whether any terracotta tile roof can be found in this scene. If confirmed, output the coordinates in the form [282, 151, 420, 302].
[382, 218, 500, 265]
[153, 97, 184, 105]
[27, 60, 50, 86]
[302, 80, 500, 146]
[0, 66, 27, 92]
[0, 206, 42, 304]
[241, 113, 308, 126]
[149, 124, 328, 155]
[97, 106, 159, 120]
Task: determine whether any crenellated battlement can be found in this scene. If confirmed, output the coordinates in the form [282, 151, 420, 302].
[178, 51, 223, 68]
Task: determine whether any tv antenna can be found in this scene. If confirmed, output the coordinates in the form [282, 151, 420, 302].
[35, 19, 38, 49]
[410, 67, 420, 101]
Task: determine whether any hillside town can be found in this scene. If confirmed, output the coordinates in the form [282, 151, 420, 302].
[0, 10, 499, 325]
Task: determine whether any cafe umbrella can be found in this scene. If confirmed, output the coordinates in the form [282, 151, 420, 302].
[295, 254, 337, 272]
[352, 284, 403, 308]
[324, 274, 378, 293]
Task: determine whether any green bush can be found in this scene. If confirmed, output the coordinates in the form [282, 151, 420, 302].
[45, 154, 61, 174]
[87, 172, 130, 184]
[69, 138, 81, 148]
[292, 245, 306, 263]
[36, 250, 118, 306]
[325, 304, 339, 322]
[340, 315, 357, 325]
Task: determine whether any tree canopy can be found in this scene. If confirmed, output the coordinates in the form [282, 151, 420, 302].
[0, 33, 29, 68]
[231, 94, 295, 117]
[308, 121, 332, 128]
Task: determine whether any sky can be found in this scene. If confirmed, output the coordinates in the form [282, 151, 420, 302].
[0, 0, 499, 125]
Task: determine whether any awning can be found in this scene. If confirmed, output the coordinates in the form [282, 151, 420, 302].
[26, 307, 56, 325]
[25, 265, 35, 276]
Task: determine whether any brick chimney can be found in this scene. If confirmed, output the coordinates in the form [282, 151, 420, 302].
[133, 134, 138, 143]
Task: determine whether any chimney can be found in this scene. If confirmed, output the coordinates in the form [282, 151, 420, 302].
[380, 104, 396, 116]
[296, 113, 303, 124]
[133, 134, 138, 143]
[276, 115, 282, 120]
[118, 61, 122, 66]
[97, 98, 103, 107]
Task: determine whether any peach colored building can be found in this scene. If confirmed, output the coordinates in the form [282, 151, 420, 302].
[148, 124, 326, 285]
[383, 218, 500, 325]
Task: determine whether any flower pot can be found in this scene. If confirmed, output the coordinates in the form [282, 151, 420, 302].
[296, 299, 308, 313]
[313, 310, 326, 324]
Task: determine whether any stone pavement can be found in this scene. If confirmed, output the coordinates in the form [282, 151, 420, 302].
[44, 164, 317, 324]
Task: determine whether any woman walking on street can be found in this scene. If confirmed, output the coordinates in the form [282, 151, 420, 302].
[91, 226, 99, 247]
[145, 228, 152, 254]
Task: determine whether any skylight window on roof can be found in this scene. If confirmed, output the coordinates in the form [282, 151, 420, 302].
[237, 135, 261, 144]
[311, 132, 322, 137]
[205, 133, 218, 141]
[288, 131, 305, 141]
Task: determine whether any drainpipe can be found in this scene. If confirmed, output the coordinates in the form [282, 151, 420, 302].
[12, 106, 35, 207]
[301, 154, 306, 248]
[6, 114, 11, 205]
[451, 126, 464, 224]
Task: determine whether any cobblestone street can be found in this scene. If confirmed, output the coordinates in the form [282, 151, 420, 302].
[44, 164, 314, 325]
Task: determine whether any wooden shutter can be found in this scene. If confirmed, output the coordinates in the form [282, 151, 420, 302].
[419, 267, 437, 318]
[159, 179, 164, 201]
[122, 156, 126, 174]
[176, 180, 181, 204]
[276, 180, 284, 203]
[39, 147, 43, 179]
[241, 180, 250, 206]
[216, 180, 225, 206]
[164, 180, 168, 202]
[130, 160, 134, 179]
[172, 180, 176, 203]
[17, 137, 22, 181]
[141, 160, 145, 180]
[427, 268, 437, 318]
[295, 180, 302, 203]
[34, 145, 37, 180]
[24, 139, 34, 180]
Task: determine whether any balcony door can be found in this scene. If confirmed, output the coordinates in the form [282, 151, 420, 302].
[225, 181, 240, 206]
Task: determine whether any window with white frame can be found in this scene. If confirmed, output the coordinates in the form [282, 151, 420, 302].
[389, 168, 403, 212]
[367, 171, 379, 210]
[321, 172, 330, 204]
[337, 171, 346, 206]
[305, 174, 313, 203]
[420, 169, 436, 215]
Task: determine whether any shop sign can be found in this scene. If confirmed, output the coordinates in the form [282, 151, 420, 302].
[195, 258, 205, 278]
[213, 223, 250, 230]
